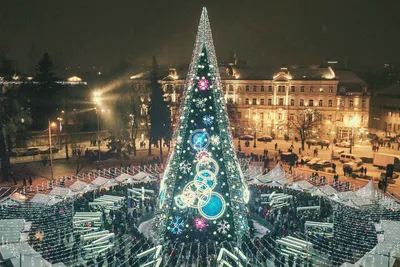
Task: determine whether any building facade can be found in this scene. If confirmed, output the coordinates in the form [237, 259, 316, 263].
[369, 83, 400, 137]
[130, 65, 370, 141]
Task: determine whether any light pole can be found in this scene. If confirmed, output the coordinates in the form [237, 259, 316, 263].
[253, 115, 258, 148]
[93, 91, 103, 168]
[349, 118, 358, 154]
[48, 120, 57, 181]
[57, 117, 63, 150]
[327, 119, 340, 161]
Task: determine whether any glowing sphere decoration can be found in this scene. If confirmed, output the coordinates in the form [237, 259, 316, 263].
[197, 150, 211, 160]
[197, 77, 210, 91]
[199, 192, 226, 220]
[194, 217, 207, 230]
[189, 130, 210, 150]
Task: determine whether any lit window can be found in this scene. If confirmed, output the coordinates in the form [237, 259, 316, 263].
[252, 98, 257, 105]
[319, 100, 323, 107]
[349, 100, 354, 107]
[245, 85, 249, 92]
[279, 98, 284, 105]
[290, 99, 295, 106]
[278, 113, 283, 120]
[253, 86, 257, 92]
[340, 100, 344, 107]
[300, 99, 304, 106]
[278, 86, 285, 92]
[300, 86, 305, 92]
[319, 88, 324, 92]
[229, 85, 234, 91]
[267, 99, 272, 105]
[340, 114, 344, 122]
[245, 98, 249, 105]
[328, 100, 333, 107]
[261, 86, 265, 92]
[309, 99, 314, 106]
[260, 99, 265, 105]
[291, 86, 295, 92]
[329, 86, 334, 93]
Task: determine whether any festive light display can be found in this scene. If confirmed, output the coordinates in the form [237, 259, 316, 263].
[152, 7, 249, 244]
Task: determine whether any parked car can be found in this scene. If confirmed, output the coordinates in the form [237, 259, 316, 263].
[239, 135, 254, 141]
[336, 141, 350, 148]
[306, 139, 318, 146]
[257, 135, 273, 142]
[314, 160, 332, 168]
[39, 147, 60, 154]
[380, 172, 399, 179]
[332, 149, 345, 160]
[280, 152, 298, 163]
[317, 140, 330, 146]
[19, 147, 41, 156]
[306, 158, 321, 166]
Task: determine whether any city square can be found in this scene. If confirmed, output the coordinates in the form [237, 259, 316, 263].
[1, 2, 400, 267]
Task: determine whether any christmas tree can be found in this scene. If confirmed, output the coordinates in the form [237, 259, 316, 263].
[153, 8, 250, 245]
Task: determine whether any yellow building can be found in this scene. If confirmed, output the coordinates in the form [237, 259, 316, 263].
[130, 65, 370, 140]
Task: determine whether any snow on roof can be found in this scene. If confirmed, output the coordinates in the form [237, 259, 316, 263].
[91, 176, 112, 186]
[30, 193, 63, 206]
[115, 173, 135, 183]
[132, 171, 157, 181]
[49, 187, 78, 198]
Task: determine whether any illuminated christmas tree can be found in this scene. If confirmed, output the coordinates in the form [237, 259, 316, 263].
[153, 7, 250, 245]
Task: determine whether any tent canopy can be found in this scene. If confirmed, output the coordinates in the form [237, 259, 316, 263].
[115, 173, 135, 183]
[30, 194, 63, 206]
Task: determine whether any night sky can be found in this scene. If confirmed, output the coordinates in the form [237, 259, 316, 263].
[1, 0, 399, 74]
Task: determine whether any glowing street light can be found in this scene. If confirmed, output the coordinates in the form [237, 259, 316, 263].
[92, 90, 103, 167]
[48, 120, 58, 181]
[253, 114, 259, 148]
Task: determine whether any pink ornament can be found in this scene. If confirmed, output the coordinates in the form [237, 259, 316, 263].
[197, 77, 209, 91]
[194, 217, 207, 230]
[197, 150, 210, 160]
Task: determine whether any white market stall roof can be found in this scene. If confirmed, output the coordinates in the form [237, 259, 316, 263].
[0, 219, 31, 244]
[318, 185, 337, 196]
[355, 180, 380, 198]
[30, 193, 63, 206]
[115, 173, 135, 183]
[132, 171, 157, 181]
[258, 163, 287, 184]
[90, 176, 118, 187]
[0, 242, 51, 267]
[49, 187, 78, 198]
[70, 181, 97, 192]
[293, 180, 315, 191]
[339, 263, 355, 267]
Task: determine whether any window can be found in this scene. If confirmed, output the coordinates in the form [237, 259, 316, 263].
[300, 86, 305, 92]
[268, 86, 273, 92]
[309, 99, 314, 107]
[300, 99, 304, 106]
[229, 85, 234, 91]
[329, 86, 334, 93]
[310, 86, 314, 92]
[261, 86, 265, 92]
[245, 85, 249, 92]
[245, 98, 249, 105]
[389, 112, 392, 117]
[278, 86, 285, 92]
[279, 98, 284, 105]
[260, 113, 264, 119]
[166, 84, 173, 92]
[340, 114, 344, 122]
[290, 99, 295, 106]
[291, 86, 295, 92]
[260, 98, 265, 105]
[253, 86, 257, 92]
[289, 114, 294, 120]
[318, 100, 323, 107]
[349, 116, 353, 123]
[222, 85, 226, 92]
[267, 99, 272, 105]
[340, 100, 344, 107]
[328, 100, 333, 107]
[278, 113, 283, 120]
[349, 100, 354, 107]
[319, 88, 324, 92]
[227, 97, 233, 103]
[362, 100, 366, 108]
[252, 98, 257, 105]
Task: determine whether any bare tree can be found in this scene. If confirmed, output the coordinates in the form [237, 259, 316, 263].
[287, 109, 322, 150]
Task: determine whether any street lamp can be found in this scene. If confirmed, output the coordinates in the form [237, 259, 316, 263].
[253, 114, 258, 148]
[349, 117, 358, 154]
[48, 120, 57, 181]
[93, 91, 103, 167]
[327, 119, 341, 160]
[56, 117, 63, 150]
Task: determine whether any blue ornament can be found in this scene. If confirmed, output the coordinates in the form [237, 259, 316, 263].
[240, 217, 248, 231]
[203, 115, 214, 126]
[190, 130, 210, 150]
[199, 193, 226, 220]
[169, 216, 185, 234]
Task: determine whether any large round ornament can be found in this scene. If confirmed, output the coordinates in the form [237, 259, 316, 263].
[189, 130, 210, 150]
[196, 157, 219, 175]
[195, 170, 216, 190]
[199, 192, 226, 220]
[197, 77, 210, 91]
